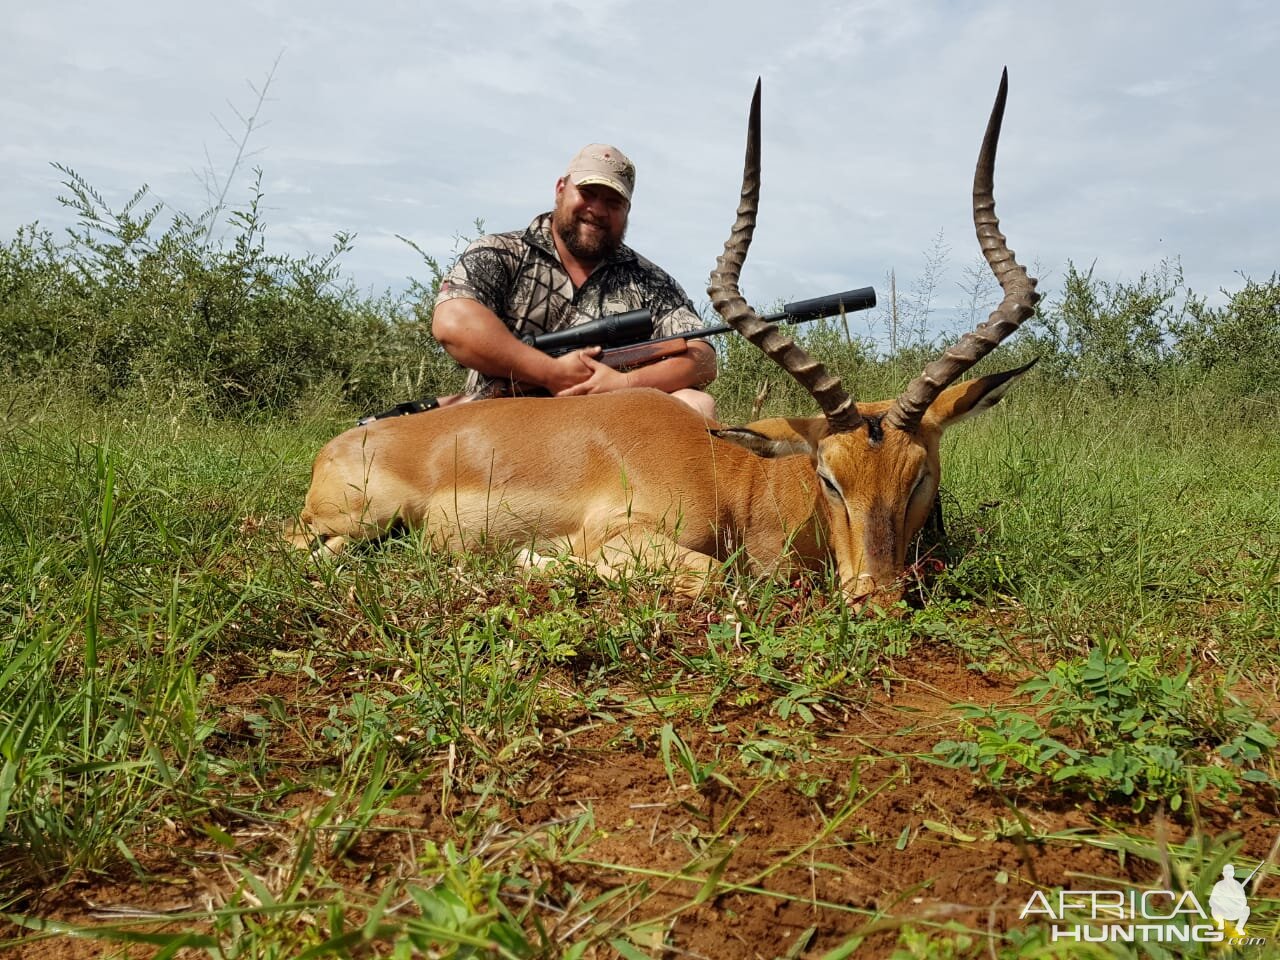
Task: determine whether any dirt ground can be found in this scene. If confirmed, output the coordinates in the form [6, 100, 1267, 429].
[7, 649, 1279, 959]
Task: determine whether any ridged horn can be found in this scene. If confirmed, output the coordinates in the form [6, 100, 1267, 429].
[708, 79, 863, 433]
[886, 68, 1040, 433]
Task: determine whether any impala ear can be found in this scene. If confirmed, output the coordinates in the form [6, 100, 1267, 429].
[924, 358, 1037, 429]
[711, 426, 813, 459]
[711, 414, 831, 459]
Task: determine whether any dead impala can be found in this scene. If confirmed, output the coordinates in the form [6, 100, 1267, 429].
[287, 72, 1039, 610]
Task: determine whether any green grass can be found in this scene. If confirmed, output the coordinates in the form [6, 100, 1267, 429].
[1, 379, 1277, 958]
[933, 385, 1279, 652]
[4, 112, 1279, 959]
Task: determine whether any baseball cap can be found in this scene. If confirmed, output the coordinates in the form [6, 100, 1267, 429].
[565, 144, 636, 202]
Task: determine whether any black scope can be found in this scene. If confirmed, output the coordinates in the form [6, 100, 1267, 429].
[525, 309, 654, 354]
[777, 286, 877, 323]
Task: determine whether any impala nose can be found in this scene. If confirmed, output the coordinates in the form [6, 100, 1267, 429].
[844, 573, 878, 614]
[845, 574, 906, 616]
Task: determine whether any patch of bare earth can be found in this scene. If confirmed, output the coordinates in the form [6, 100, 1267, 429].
[7, 649, 1278, 958]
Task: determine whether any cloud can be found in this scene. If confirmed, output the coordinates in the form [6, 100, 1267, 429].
[1, 0, 1277, 320]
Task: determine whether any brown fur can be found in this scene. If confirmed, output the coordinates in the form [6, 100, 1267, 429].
[287, 367, 1029, 608]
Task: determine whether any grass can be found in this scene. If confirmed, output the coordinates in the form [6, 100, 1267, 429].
[935, 385, 1279, 652]
[0, 378, 1278, 958]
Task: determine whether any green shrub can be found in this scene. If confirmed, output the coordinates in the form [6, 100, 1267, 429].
[1174, 272, 1280, 395]
[3, 161, 1277, 418]
[1026, 259, 1193, 393]
[0, 167, 460, 414]
[934, 640, 1277, 811]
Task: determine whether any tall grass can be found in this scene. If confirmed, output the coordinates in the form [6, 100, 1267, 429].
[2, 371, 1276, 898]
[2, 168, 1278, 956]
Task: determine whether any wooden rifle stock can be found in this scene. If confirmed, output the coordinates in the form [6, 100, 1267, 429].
[593, 337, 691, 372]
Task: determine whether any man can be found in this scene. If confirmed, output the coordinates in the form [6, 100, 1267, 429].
[431, 144, 717, 418]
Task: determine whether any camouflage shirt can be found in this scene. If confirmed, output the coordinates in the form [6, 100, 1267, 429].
[436, 213, 702, 395]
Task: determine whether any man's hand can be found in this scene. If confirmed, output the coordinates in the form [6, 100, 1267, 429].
[554, 351, 632, 396]
[544, 348, 607, 393]
[556, 341, 718, 398]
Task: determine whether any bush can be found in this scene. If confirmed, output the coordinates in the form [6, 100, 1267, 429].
[0, 168, 461, 414]
[711, 314, 880, 421]
[1174, 273, 1280, 395]
[1026, 259, 1193, 393]
[3, 164, 1276, 418]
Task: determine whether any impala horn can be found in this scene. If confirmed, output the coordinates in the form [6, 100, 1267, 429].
[886, 69, 1040, 432]
[707, 79, 864, 434]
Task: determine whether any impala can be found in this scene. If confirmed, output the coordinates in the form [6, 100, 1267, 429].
[287, 72, 1039, 610]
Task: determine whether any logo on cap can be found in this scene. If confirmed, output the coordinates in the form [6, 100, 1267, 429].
[565, 144, 636, 202]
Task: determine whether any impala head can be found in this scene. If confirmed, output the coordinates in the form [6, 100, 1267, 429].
[709, 72, 1040, 610]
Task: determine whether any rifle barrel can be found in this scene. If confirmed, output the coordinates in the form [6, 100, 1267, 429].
[676, 284, 878, 343]
[537, 286, 875, 354]
[780, 286, 876, 323]
[1244, 859, 1266, 886]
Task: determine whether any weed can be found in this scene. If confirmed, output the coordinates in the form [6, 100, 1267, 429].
[658, 723, 733, 794]
[934, 639, 1278, 810]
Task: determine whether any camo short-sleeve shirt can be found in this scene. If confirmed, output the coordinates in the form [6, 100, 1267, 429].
[436, 213, 702, 395]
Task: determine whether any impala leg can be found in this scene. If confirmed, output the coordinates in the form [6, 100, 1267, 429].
[282, 494, 390, 559]
[516, 533, 718, 596]
[282, 516, 354, 558]
[516, 547, 559, 571]
[593, 533, 720, 597]
[282, 517, 315, 551]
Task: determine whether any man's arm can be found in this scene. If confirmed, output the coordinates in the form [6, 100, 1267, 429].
[557, 340, 716, 396]
[431, 298, 596, 394]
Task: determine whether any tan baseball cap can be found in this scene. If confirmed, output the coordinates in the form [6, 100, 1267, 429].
[565, 144, 636, 202]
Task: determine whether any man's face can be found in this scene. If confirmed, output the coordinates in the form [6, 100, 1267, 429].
[552, 178, 629, 264]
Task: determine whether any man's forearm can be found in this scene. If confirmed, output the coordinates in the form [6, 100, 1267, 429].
[622, 342, 717, 392]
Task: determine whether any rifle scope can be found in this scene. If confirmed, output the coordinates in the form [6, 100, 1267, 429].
[526, 309, 653, 354]
[774, 286, 876, 323]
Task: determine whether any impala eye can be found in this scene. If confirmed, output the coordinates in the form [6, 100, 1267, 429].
[818, 472, 841, 497]
[907, 474, 934, 517]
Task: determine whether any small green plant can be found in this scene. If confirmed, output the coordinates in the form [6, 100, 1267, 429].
[933, 706, 1077, 793]
[934, 640, 1277, 810]
[1026, 641, 1276, 808]
[890, 923, 978, 960]
[658, 723, 733, 793]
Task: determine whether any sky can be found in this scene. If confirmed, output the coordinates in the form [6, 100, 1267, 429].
[3, 1, 1277, 339]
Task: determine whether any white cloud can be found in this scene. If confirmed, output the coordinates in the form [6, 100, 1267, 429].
[1, 0, 1276, 324]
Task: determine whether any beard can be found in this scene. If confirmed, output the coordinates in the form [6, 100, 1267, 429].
[552, 200, 626, 263]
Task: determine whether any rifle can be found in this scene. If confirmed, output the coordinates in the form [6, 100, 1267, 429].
[358, 286, 876, 424]
[580, 285, 877, 372]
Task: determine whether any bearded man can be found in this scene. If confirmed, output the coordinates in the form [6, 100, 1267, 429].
[430, 144, 717, 417]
